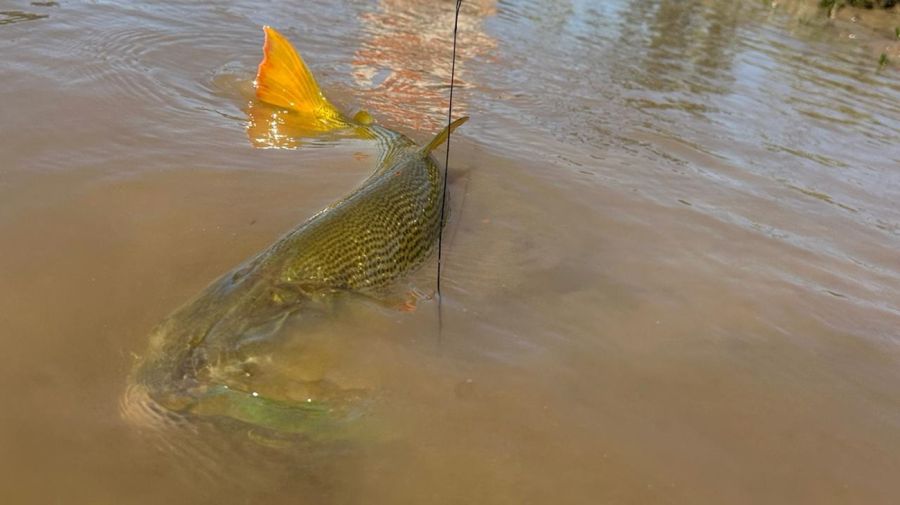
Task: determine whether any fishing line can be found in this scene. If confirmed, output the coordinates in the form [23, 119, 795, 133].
[437, 0, 462, 334]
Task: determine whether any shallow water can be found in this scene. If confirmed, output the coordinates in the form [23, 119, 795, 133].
[2, 0, 900, 503]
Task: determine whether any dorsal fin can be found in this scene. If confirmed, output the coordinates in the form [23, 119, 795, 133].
[255, 26, 344, 125]
[353, 110, 374, 125]
[422, 116, 469, 154]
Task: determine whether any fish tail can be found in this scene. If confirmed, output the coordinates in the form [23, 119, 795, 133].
[255, 26, 346, 127]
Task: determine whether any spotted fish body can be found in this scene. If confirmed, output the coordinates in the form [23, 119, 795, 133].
[280, 131, 440, 293]
[125, 27, 467, 437]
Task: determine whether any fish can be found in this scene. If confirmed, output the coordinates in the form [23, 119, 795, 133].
[124, 26, 467, 439]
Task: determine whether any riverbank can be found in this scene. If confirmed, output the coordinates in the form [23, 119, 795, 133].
[769, 0, 900, 65]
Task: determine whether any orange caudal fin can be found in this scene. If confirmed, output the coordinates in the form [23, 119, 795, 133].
[255, 26, 346, 128]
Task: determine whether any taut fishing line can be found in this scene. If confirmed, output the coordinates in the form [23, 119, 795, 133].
[437, 0, 462, 333]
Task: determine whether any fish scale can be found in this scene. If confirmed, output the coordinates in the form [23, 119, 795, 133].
[276, 127, 443, 292]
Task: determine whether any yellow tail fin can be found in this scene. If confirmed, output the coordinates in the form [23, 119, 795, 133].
[422, 116, 469, 154]
[255, 26, 345, 126]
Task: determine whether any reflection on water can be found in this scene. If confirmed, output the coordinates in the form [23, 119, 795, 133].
[352, 0, 497, 130]
[0, 10, 48, 25]
[1, 0, 900, 504]
[245, 98, 366, 150]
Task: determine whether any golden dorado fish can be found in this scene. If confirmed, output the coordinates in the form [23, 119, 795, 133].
[125, 26, 467, 438]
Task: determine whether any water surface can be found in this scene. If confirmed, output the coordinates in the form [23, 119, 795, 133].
[2, 0, 899, 503]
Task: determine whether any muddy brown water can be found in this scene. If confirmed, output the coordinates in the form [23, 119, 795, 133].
[2, 0, 900, 503]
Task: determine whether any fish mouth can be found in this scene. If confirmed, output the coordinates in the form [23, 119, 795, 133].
[124, 371, 373, 443]
[191, 351, 373, 437]
[121, 382, 190, 435]
[126, 325, 376, 441]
